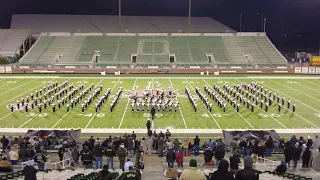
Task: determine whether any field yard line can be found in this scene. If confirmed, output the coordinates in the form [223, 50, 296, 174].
[185, 78, 221, 129]
[269, 79, 320, 102]
[261, 80, 320, 113]
[0, 112, 13, 121]
[203, 79, 254, 129]
[0, 78, 58, 106]
[0, 79, 38, 96]
[19, 113, 40, 128]
[233, 79, 288, 129]
[301, 79, 320, 87]
[84, 79, 120, 129]
[294, 81, 320, 93]
[118, 78, 137, 128]
[169, 78, 187, 129]
[51, 78, 100, 128]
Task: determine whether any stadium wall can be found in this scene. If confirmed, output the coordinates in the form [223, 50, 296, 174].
[11, 67, 295, 74]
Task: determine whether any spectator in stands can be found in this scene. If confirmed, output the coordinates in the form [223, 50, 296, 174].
[215, 143, 225, 165]
[22, 160, 37, 180]
[289, 135, 298, 147]
[8, 147, 19, 165]
[284, 141, 293, 168]
[88, 136, 95, 151]
[131, 131, 137, 140]
[257, 140, 265, 160]
[306, 135, 313, 147]
[252, 140, 258, 159]
[229, 151, 241, 174]
[235, 156, 259, 180]
[0, 157, 12, 172]
[166, 147, 176, 167]
[71, 147, 79, 166]
[211, 159, 235, 180]
[238, 139, 246, 157]
[117, 143, 127, 171]
[159, 131, 165, 139]
[81, 146, 94, 169]
[165, 129, 171, 139]
[180, 159, 206, 180]
[274, 160, 287, 175]
[58, 145, 65, 164]
[147, 137, 153, 155]
[164, 164, 178, 180]
[182, 138, 189, 156]
[293, 142, 302, 168]
[19, 144, 29, 162]
[63, 148, 72, 168]
[314, 135, 320, 149]
[193, 135, 200, 156]
[127, 137, 134, 158]
[266, 136, 274, 157]
[93, 141, 104, 169]
[135, 146, 144, 173]
[34, 149, 47, 170]
[176, 148, 183, 168]
[105, 143, 116, 169]
[124, 159, 134, 171]
[123, 166, 139, 180]
[97, 165, 112, 180]
[302, 145, 311, 168]
[203, 146, 214, 166]
[158, 137, 164, 157]
[207, 139, 213, 150]
[313, 148, 320, 171]
[245, 140, 253, 156]
[173, 138, 180, 154]
[1, 135, 8, 152]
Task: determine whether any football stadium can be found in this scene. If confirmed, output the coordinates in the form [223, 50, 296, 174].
[0, 1, 319, 180]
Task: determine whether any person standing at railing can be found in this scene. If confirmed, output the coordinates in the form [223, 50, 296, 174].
[284, 141, 293, 168]
[104, 143, 116, 169]
[81, 146, 94, 169]
[265, 136, 274, 157]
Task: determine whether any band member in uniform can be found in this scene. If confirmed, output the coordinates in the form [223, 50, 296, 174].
[38, 104, 42, 113]
[146, 119, 151, 131]
[292, 103, 296, 112]
[25, 104, 28, 113]
[265, 103, 269, 112]
[66, 104, 70, 112]
[251, 104, 254, 112]
[287, 99, 291, 109]
[236, 104, 240, 112]
[81, 104, 84, 112]
[151, 106, 156, 120]
[278, 103, 281, 112]
[52, 104, 56, 113]
[10, 104, 14, 112]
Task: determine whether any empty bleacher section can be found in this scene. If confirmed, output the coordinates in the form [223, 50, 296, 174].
[19, 33, 287, 68]
[0, 29, 29, 56]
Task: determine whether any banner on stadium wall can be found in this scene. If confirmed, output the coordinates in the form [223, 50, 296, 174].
[316, 68, 320, 74]
[294, 67, 301, 73]
[0, 67, 4, 73]
[5, 66, 12, 73]
[25, 129, 81, 142]
[222, 130, 281, 146]
[309, 67, 316, 74]
[301, 67, 309, 74]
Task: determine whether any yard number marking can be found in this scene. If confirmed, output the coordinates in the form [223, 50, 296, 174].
[26, 113, 47, 117]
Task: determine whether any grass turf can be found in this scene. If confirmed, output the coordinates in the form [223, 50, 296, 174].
[0, 76, 320, 130]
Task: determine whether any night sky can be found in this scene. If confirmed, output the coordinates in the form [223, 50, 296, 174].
[0, 0, 319, 55]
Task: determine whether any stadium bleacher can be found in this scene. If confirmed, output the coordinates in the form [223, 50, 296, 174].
[0, 29, 29, 57]
[19, 35, 288, 68]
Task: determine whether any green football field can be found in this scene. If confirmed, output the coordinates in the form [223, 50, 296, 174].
[0, 75, 320, 131]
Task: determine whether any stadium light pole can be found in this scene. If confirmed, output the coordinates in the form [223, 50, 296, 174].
[239, 13, 242, 33]
[188, 0, 192, 32]
[119, 0, 122, 31]
[263, 18, 267, 33]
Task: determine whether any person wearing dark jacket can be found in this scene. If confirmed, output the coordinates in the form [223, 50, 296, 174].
[238, 140, 247, 157]
[104, 144, 116, 169]
[88, 136, 95, 151]
[127, 137, 134, 158]
[193, 135, 200, 156]
[122, 166, 139, 180]
[1, 135, 8, 152]
[302, 146, 311, 168]
[81, 146, 94, 169]
[211, 159, 235, 180]
[293, 142, 302, 168]
[266, 136, 274, 156]
[235, 156, 259, 180]
[203, 147, 214, 166]
[229, 152, 241, 174]
[117, 143, 127, 171]
[19, 144, 29, 162]
[166, 148, 176, 168]
[215, 145, 225, 165]
[27, 144, 35, 160]
[58, 147, 65, 164]
[22, 160, 37, 180]
[284, 141, 293, 167]
[97, 165, 112, 180]
[93, 142, 104, 169]
[274, 160, 287, 175]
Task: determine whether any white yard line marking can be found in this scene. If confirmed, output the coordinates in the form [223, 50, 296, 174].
[301, 79, 320, 87]
[0, 112, 13, 121]
[51, 78, 98, 128]
[260, 79, 320, 113]
[294, 81, 320, 93]
[233, 79, 288, 129]
[169, 78, 187, 129]
[118, 78, 137, 128]
[85, 79, 120, 129]
[185, 78, 221, 129]
[203, 79, 254, 129]
[269, 79, 320, 102]
[0, 79, 37, 96]
[19, 113, 40, 128]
